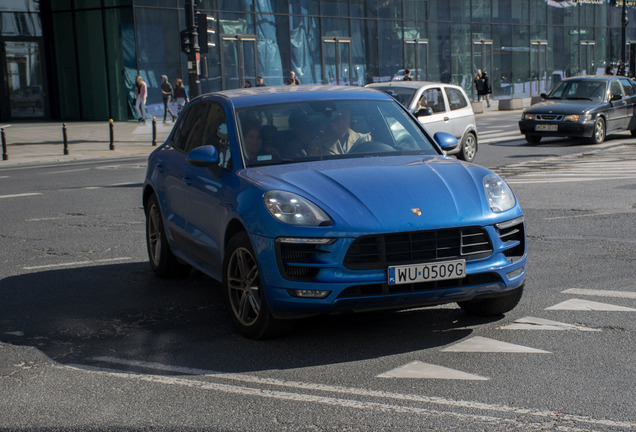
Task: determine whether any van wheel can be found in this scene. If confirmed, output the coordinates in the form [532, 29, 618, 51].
[457, 132, 477, 162]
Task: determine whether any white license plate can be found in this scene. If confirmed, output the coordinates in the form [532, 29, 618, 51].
[535, 124, 558, 131]
[388, 259, 466, 285]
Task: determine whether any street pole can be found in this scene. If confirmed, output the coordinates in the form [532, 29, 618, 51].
[186, 0, 201, 99]
[622, 0, 628, 67]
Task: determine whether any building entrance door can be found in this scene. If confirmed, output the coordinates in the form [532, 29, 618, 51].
[580, 41, 596, 75]
[220, 35, 257, 89]
[530, 40, 549, 96]
[322, 37, 352, 85]
[3, 41, 46, 120]
[472, 39, 493, 98]
[405, 39, 428, 81]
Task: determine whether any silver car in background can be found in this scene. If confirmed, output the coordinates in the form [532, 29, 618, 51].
[366, 81, 478, 162]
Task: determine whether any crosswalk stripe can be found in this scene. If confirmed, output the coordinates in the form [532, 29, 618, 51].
[440, 336, 550, 353]
[546, 298, 636, 311]
[377, 361, 489, 380]
[500, 316, 600, 332]
[562, 288, 636, 299]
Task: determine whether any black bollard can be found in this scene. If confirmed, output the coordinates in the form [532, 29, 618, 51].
[1, 128, 7, 161]
[109, 119, 115, 150]
[152, 117, 157, 146]
[62, 124, 69, 155]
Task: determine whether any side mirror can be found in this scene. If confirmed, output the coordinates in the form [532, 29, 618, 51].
[433, 132, 458, 151]
[611, 94, 622, 101]
[186, 145, 220, 167]
[540, 93, 547, 99]
[414, 107, 433, 117]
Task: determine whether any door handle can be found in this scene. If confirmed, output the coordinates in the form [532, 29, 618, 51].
[155, 162, 165, 173]
[183, 176, 193, 186]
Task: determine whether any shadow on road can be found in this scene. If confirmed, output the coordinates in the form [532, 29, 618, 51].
[0, 262, 501, 374]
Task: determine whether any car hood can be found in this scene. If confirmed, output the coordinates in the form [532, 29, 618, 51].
[526, 99, 603, 114]
[242, 156, 501, 234]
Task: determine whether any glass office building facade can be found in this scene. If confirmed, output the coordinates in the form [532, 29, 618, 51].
[1, 0, 635, 121]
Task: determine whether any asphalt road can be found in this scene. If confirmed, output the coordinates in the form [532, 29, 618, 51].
[1, 136, 636, 431]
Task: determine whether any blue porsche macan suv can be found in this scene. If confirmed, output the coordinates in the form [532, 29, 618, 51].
[143, 85, 526, 339]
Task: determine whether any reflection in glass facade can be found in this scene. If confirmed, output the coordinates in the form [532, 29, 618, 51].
[2, 0, 636, 121]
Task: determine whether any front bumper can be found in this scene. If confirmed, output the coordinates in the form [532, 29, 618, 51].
[250, 220, 527, 319]
[518, 120, 595, 138]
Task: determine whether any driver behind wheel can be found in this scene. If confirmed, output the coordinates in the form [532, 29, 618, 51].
[310, 108, 371, 156]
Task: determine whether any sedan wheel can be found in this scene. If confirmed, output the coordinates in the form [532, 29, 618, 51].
[588, 117, 606, 144]
[145, 194, 190, 277]
[458, 132, 477, 162]
[224, 232, 294, 339]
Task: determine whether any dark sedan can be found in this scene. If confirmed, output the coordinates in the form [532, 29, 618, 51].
[519, 76, 636, 144]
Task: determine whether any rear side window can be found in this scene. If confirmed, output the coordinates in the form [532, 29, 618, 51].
[619, 78, 636, 96]
[445, 87, 469, 110]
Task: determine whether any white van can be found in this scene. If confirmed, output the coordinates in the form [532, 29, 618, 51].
[366, 81, 478, 162]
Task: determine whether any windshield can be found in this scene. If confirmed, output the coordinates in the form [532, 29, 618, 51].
[548, 80, 607, 101]
[369, 86, 417, 107]
[236, 99, 438, 167]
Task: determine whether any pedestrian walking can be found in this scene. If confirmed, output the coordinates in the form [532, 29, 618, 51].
[161, 75, 176, 123]
[286, 70, 300, 85]
[133, 75, 147, 123]
[473, 69, 482, 102]
[174, 78, 189, 114]
[244, 80, 252, 88]
[255, 76, 266, 87]
[403, 69, 412, 81]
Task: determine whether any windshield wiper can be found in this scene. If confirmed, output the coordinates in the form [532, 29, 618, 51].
[566, 97, 593, 101]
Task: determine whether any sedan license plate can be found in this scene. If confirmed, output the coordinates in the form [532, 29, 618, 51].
[535, 124, 558, 131]
[388, 259, 465, 285]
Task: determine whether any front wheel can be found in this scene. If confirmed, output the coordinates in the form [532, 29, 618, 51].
[588, 117, 606, 144]
[223, 232, 294, 339]
[458, 286, 524, 316]
[457, 132, 477, 162]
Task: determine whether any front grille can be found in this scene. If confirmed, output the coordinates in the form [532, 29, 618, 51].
[497, 221, 525, 261]
[344, 227, 492, 270]
[337, 273, 502, 298]
[536, 114, 564, 121]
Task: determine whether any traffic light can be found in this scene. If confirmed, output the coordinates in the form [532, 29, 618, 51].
[180, 29, 191, 54]
[196, 13, 215, 54]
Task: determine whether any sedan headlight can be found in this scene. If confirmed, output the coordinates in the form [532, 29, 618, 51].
[563, 113, 592, 122]
[522, 112, 535, 121]
[483, 174, 516, 212]
[264, 190, 332, 226]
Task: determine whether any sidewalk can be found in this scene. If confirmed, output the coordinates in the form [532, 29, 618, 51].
[0, 103, 521, 168]
[0, 119, 174, 167]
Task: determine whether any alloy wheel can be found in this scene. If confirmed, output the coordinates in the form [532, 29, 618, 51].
[226, 247, 261, 326]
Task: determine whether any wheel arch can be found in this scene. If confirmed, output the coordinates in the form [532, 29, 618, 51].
[224, 219, 249, 254]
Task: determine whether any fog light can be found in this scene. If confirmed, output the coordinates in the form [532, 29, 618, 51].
[290, 289, 330, 299]
[506, 267, 524, 279]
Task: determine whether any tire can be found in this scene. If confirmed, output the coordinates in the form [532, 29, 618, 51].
[458, 285, 524, 316]
[457, 132, 477, 162]
[223, 232, 294, 339]
[525, 135, 542, 144]
[630, 129, 636, 137]
[145, 194, 191, 277]
[587, 117, 606, 144]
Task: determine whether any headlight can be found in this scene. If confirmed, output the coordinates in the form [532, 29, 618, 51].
[264, 190, 332, 226]
[522, 112, 535, 121]
[483, 174, 516, 212]
[564, 113, 592, 122]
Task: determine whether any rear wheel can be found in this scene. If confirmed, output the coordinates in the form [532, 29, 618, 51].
[223, 232, 294, 339]
[458, 286, 524, 316]
[588, 117, 606, 144]
[457, 132, 477, 162]
[145, 194, 190, 277]
[525, 135, 541, 144]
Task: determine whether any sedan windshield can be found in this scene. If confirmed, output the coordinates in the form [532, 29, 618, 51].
[236, 99, 438, 167]
[548, 80, 607, 101]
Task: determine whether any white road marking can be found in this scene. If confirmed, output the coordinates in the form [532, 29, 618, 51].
[441, 336, 551, 353]
[0, 175, 9, 179]
[500, 316, 600, 332]
[41, 168, 91, 175]
[546, 298, 636, 312]
[23, 257, 132, 270]
[71, 357, 636, 430]
[111, 182, 138, 186]
[562, 288, 636, 300]
[377, 361, 488, 380]
[0, 192, 42, 199]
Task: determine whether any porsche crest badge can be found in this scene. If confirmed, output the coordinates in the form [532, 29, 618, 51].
[412, 208, 422, 216]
